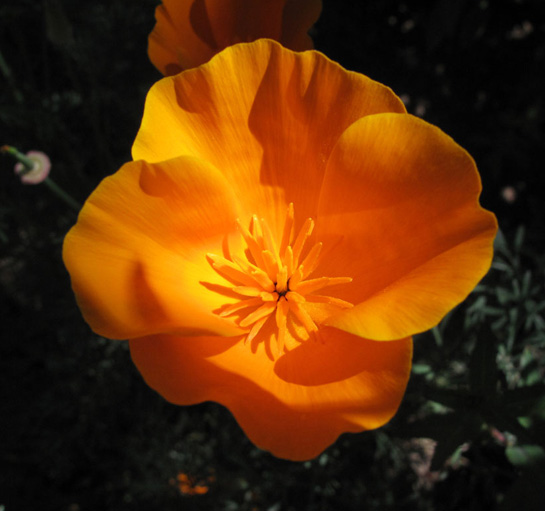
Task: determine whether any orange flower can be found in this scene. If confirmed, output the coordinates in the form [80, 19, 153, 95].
[148, 0, 322, 75]
[175, 473, 210, 495]
[63, 40, 497, 461]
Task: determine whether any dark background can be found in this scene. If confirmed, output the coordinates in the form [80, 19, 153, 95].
[1, 1, 545, 509]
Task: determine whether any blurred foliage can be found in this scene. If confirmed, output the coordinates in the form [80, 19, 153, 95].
[1, 0, 544, 510]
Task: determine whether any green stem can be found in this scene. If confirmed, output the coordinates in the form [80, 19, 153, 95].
[43, 178, 81, 212]
[1, 145, 34, 171]
[2, 146, 81, 212]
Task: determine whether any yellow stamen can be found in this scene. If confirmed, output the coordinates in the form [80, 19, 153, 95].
[246, 316, 269, 344]
[276, 265, 288, 295]
[261, 250, 280, 280]
[232, 255, 275, 291]
[285, 291, 305, 303]
[236, 219, 266, 269]
[284, 245, 294, 277]
[292, 218, 314, 267]
[219, 297, 262, 317]
[291, 302, 319, 333]
[288, 267, 304, 289]
[305, 295, 354, 309]
[250, 215, 263, 242]
[299, 242, 322, 279]
[208, 205, 352, 354]
[240, 302, 277, 327]
[279, 202, 294, 255]
[292, 277, 353, 295]
[260, 291, 279, 301]
[275, 297, 289, 355]
[250, 269, 276, 292]
[232, 286, 262, 297]
[207, 253, 257, 287]
[261, 218, 282, 268]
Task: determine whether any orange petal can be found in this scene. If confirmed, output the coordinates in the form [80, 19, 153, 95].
[129, 330, 412, 461]
[314, 113, 497, 340]
[281, 0, 322, 51]
[148, 0, 214, 75]
[148, 1, 323, 75]
[63, 156, 246, 340]
[203, 0, 283, 48]
[135, 39, 406, 237]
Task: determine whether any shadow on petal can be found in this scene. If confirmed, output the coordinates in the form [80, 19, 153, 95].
[131, 261, 171, 329]
[247, 43, 406, 222]
[130, 331, 412, 461]
[189, 0, 218, 49]
[173, 70, 214, 114]
[139, 160, 180, 198]
[274, 327, 412, 386]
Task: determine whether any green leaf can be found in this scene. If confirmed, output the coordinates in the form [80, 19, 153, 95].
[493, 228, 509, 255]
[521, 270, 532, 298]
[431, 326, 443, 348]
[412, 363, 433, 375]
[505, 444, 545, 467]
[514, 225, 526, 253]
[526, 370, 543, 386]
[496, 287, 513, 305]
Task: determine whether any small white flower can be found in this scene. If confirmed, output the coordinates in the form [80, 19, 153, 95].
[14, 150, 51, 185]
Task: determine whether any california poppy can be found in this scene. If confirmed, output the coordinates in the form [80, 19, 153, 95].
[63, 40, 497, 461]
[148, 0, 322, 75]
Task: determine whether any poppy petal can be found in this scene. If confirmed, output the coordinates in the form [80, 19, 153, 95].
[281, 0, 322, 51]
[149, 0, 213, 75]
[315, 113, 497, 340]
[148, 1, 323, 75]
[134, 39, 406, 232]
[63, 156, 245, 340]
[129, 329, 412, 461]
[203, 0, 283, 47]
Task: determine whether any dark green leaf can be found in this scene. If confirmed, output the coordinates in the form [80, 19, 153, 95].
[505, 444, 545, 467]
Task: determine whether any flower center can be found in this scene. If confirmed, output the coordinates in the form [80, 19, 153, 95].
[207, 204, 353, 355]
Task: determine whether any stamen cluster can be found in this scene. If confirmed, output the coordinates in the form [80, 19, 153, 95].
[208, 204, 353, 354]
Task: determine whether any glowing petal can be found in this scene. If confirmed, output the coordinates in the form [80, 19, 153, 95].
[129, 330, 412, 461]
[134, 40, 406, 225]
[316, 113, 498, 340]
[63, 156, 245, 340]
